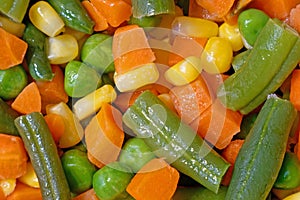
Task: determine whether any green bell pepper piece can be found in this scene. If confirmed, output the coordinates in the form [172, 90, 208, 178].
[0, 0, 29, 23]
[0, 98, 19, 135]
[61, 149, 97, 194]
[172, 186, 228, 200]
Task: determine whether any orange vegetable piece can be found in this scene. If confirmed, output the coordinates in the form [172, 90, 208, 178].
[112, 25, 156, 74]
[44, 113, 65, 144]
[189, 99, 243, 149]
[85, 103, 124, 168]
[11, 82, 41, 114]
[90, 0, 132, 27]
[169, 76, 213, 124]
[288, 4, 300, 33]
[221, 139, 244, 186]
[36, 65, 68, 113]
[195, 0, 235, 18]
[126, 158, 179, 200]
[189, 0, 223, 22]
[248, 0, 300, 19]
[168, 35, 206, 66]
[0, 187, 5, 200]
[0, 134, 28, 180]
[7, 182, 42, 200]
[72, 188, 99, 200]
[290, 69, 300, 111]
[0, 27, 28, 70]
[82, 1, 108, 32]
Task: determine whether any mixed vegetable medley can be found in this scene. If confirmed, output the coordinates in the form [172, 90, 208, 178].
[1, 0, 300, 199]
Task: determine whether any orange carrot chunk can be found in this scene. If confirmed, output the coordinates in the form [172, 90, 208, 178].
[7, 182, 42, 200]
[112, 25, 156, 74]
[44, 113, 65, 144]
[82, 1, 109, 32]
[221, 139, 244, 186]
[0, 134, 28, 180]
[290, 69, 300, 111]
[195, 0, 235, 18]
[90, 0, 132, 27]
[85, 103, 124, 168]
[288, 4, 300, 33]
[0, 27, 28, 70]
[126, 158, 179, 200]
[36, 65, 68, 113]
[11, 82, 41, 114]
[190, 99, 243, 149]
[72, 188, 99, 200]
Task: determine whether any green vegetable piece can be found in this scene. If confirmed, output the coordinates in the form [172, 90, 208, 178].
[122, 91, 230, 193]
[128, 15, 162, 27]
[47, 0, 94, 34]
[217, 19, 298, 111]
[0, 98, 19, 135]
[225, 95, 297, 200]
[238, 8, 270, 47]
[119, 138, 156, 172]
[23, 22, 54, 81]
[234, 113, 257, 140]
[64, 60, 101, 98]
[81, 33, 114, 74]
[61, 149, 97, 194]
[0, 65, 27, 100]
[231, 49, 251, 72]
[274, 152, 300, 189]
[131, 0, 175, 18]
[172, 186, 228, 200]
[93, 162, 134, 200]
[240, 37, 300, 114]
[0, 0, 30, 23]
[14, 112, 71, 200]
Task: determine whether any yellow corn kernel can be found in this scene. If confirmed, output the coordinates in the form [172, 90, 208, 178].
[164, 56, 202, 86]
[73, 84, 117, 121]
[114, 63, 160, 92]
[219, 22, 243, 52]
[46, 102, 84, 148]
[0, 179, 16, 197]
[283, 192, 300, 200]
[0, 15, 26, 37]
[172, 16, 218, 38]
[18, 162, 39, 188]
[200, 36, 233, 74]
[29, 1, 65, 37]
[47, 34, 79, 64]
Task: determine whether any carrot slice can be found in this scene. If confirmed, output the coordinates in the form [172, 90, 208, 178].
[126, 158, 179, 200]
[11, 82, 41, 114]
[290, 69, 300, 111]
[44, 113, 65, 144]
[72, 188, 99, 200]
[0, 27, 28, 70]
[195, 0, 235, 18]
[90, 0, 132, 27]
[248, 0, 300, 19]
[288, 4, 300, 33]
[85, 103, 124, 168]
[0, 134, 28, 180]
[0, 187, 5, 200]
[112, 25, 156, 74]
[189, 99, 243, 149]
[221, 139, 244, 186]
[169, 75, 213, 124]
[36, 65, 68, 113]
[82, 1, 108, 32]
[7, 182, 42, 200]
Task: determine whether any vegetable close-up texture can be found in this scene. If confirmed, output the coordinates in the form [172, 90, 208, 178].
[1, 0, 300, 200]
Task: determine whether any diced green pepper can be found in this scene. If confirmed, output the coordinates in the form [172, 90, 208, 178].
[0, 0, 29, 23]
[131, 0, 175, 18]
[0, 98, 19, 135]
[172, 186, 228, 200]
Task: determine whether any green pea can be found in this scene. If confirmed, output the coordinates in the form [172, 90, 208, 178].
[93, 162, 134, 200]
[81, 33, 115, 74]
[64, 60, 101, 98]
[61, 149, 97, 194]
[274, 152, 300, 189]
[238, 8, 270, 47]
[119, 138, 156, 172]
[0, 65, 27, 100]
[128, 15, 162, 27]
